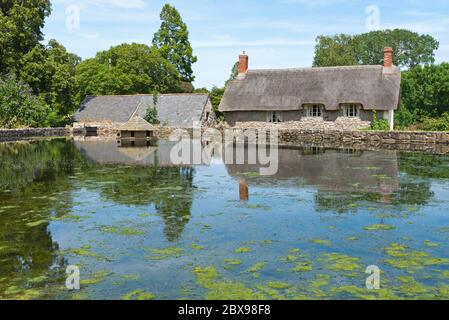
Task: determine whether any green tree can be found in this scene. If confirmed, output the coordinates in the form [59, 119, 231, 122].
[19, 39, 81, 126]
[224, 61, 240, 86]
[313, 34, 359, 67]
[144, 93, 160, 125]
[0, 74, 50, 128]
[76, 43, 182, 101]
[0, 0, 52, 73]
[313, 29, 439, 69]
[401, 63, 449, 118]
[210, 86, 225, 120]
[152, 4, 197, 82]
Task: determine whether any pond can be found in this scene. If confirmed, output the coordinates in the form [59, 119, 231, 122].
[1, 138, 449, 300]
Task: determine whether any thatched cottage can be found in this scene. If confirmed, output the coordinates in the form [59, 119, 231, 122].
[219, 48, 401, 130]
[74, 93, 215, 136]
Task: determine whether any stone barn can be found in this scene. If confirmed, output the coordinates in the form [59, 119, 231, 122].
[73, 93, 216, 136]
[219, 48, 401, 131]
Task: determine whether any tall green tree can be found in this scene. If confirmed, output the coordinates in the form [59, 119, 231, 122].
[19, 40, 81, 126]
[76, 43, 182, 100]
[0, 0, 52, 73]
[152, 4, 197, 82]
[0, 74, 49, 128]
[313, 29, 439, 69]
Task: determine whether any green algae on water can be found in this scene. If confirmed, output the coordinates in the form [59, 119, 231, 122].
[63, 248, 110, 261]
[138, 213, 157, 218]
[247, 262, 267, 275]
[81, 270, 111, 286]
[321, 253, 361, 272]
[384, 243, 449, 270]
[424, 240, 440, 248]
[267, 281, 291, 290]
[122, 289, 156, 300]
[255, 285, 285, 300]
[191, 243, 205, 250]
[235, 247, 252, 254]
[364, 224, 395, 231]
[120, 274, 140, 281]
[146, 247, 184, 260]
[224, 259, 242, 266]
[291, 261, 313, 273]
[311, 239, 332, 246]
[100, 226, 144, 236]
[193, 266, 265, 300]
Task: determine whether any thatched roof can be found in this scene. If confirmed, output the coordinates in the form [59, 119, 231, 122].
[219, 65, 401, 112]
[117, 116, 154, 131]
[74, 94, 210, 128]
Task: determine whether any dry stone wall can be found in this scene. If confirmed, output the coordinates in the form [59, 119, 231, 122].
[0, 128, 70, 141]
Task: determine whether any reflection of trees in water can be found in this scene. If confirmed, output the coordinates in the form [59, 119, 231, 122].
[0, 140, 80, 298]
[84, 165, 195, 242]
[0, 139, 196, 298]
[154, 167, 194, 242]
[399, 152, 449, 179]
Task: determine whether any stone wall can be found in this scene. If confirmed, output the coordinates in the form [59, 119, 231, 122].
[0, 128, 70, 141]
[73, 122, 119, 137]
[235, 117, 371, 131]
[276, 129, 449, 145]
[275, 129, 449, 154]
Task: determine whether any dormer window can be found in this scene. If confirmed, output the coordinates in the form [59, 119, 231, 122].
[342, 104, 361, 117]
[304, 104, 324, 117]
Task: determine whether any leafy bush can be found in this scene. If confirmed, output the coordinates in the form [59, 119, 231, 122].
[0, 74, 50, 128]
[395, 105, 419, 129]
[370, 111, 390, 131]
[421, 113, 449, 131]
[401, 63, 449, 119]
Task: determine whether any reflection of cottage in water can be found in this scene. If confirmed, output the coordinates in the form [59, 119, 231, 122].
[226, 147, 400, 196]
[74, 138, 179, 167]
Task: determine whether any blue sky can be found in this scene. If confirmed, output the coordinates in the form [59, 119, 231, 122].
[45, 0, 449, 88]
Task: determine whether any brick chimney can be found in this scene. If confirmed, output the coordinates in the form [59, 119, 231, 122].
[239, 51, 249, 74]
[384, 47, 393, 68]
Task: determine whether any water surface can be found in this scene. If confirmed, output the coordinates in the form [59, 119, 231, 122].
[1, 138, 449, 300]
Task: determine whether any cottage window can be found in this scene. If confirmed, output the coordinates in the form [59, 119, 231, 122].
[267, 112, 283, 123]
[305, 104, 323, 117]
[342, 104, 361, 117]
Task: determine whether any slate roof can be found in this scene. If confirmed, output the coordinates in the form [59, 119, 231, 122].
[74, 94, 210, 128]
[219, 65, 401, 112]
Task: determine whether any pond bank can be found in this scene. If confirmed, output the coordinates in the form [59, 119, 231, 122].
[276, 129, 449, 154]
[0, 128, 70, 141]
